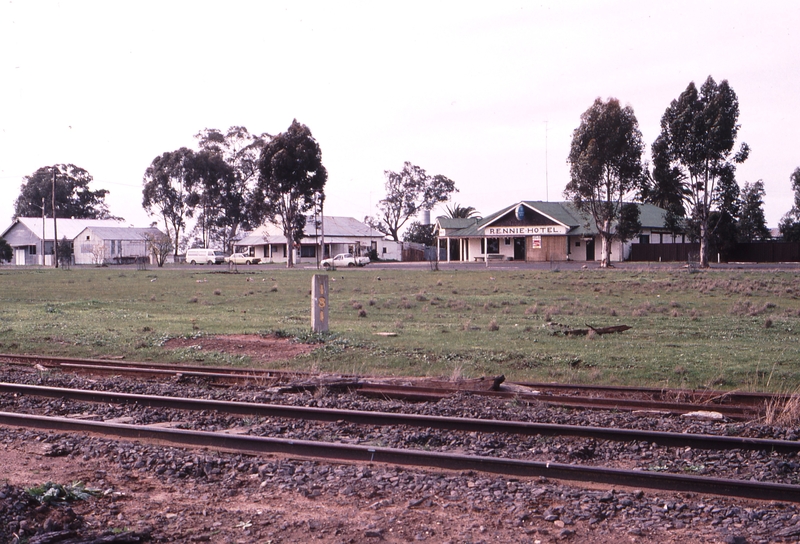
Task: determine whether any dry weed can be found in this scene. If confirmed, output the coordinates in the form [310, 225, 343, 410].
[450, 363, 465, 381]
[763, 391, 800, 426]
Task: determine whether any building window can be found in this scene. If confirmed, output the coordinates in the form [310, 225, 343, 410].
[481, 238, 500, 253]
[575, 241, 581, 247]
[504, 237, 511, 246]
[29, 245, 37, 255]
[638, 235, 650, 244]
[300, 245, 316, 258]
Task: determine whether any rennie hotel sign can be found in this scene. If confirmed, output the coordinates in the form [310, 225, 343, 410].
[485, 225, 568, 236]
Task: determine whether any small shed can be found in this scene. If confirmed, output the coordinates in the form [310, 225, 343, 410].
[73, 226, 165, 265]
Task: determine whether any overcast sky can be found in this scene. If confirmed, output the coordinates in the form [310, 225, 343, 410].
[2, 1, 799, 233]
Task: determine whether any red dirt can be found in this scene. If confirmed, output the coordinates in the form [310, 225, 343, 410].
[162, 334, 316, 365]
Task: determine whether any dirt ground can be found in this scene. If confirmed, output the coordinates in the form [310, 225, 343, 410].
[0, 335, 780, 543]
[162, 334, 317, 365]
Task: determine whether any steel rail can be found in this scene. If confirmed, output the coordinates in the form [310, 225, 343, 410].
[513, 381, 783, 406]
[355, 385, 757, 419]
[0, 354, 770, 417]
[0, 411, 798, 503]
[1, 353, 312, 380]
[1, 353, 783, 403]
[0, 383, 792, 453]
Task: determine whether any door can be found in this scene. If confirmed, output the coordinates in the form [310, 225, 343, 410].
[514, 237, 526, 261]
[585, 239, 595, 261]
[15, 248, 26, 265]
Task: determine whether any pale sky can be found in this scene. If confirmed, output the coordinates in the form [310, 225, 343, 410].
[2, 1, 799, 232]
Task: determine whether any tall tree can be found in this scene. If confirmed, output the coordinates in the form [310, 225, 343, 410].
[14, 164, 113, 219]
[142, 148, 202, 257]
[652, 76, 750, 267]
[195, 126, 270, 252]
[366, 162, 457, 242]
[779, 168, 800, 242]
[564, 97, 645, 267]
[186, 150, 236, 249]
[737, 180, 770, 242]
[704, 165, 740, 260]
[641, 136, 689, 238]
[253, 119, 327, 268]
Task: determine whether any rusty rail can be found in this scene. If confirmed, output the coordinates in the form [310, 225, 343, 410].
[1, 411, 798, 503]
[0, 383, 793, 453]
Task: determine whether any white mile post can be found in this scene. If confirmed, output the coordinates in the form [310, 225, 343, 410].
[311, 274, 329, 333]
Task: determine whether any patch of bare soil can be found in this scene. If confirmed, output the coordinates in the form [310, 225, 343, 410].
[162, 334, 316, 365]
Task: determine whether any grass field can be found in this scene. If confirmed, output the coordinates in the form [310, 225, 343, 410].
[1, 265, 799, 392]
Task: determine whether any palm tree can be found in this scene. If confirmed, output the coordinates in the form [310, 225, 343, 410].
[445, 203, 480, 219]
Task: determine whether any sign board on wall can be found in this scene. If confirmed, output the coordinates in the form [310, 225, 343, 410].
[485, 225, 568, 236]
[531, 236, 541, 249]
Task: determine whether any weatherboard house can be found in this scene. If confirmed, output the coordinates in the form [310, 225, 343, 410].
[434, 201, 683, 263]
[1, 217, 165, 266]
[237, 216, 407, 264]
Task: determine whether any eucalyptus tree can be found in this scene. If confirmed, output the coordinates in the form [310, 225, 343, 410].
[195, 126, 270, 251]
[142, 148, 201, 257]
[652, 76, 750, 267]
[366, 162, 457, 242]
[737, 180, 770, 242]
[253, 120, 327, 268]
[14, 164, 113, 219]
[564, 97, 645, 267]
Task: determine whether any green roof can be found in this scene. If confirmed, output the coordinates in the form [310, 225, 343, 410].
[437, 201, 670, 237]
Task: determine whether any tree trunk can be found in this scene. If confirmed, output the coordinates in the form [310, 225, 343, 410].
[286, 229, 294, 268]
[699, 221, 709, 268]
[600, 219, 612, 267]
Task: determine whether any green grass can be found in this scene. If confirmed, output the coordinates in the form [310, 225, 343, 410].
[1, 266, 799, 391]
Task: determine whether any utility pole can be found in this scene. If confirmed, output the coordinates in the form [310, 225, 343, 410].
[52, 167, 59, 268]
[41, 197, 45, 266]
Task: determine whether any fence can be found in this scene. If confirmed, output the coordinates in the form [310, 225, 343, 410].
[629, 242, 800, 263]
[629, 243, 699, 262]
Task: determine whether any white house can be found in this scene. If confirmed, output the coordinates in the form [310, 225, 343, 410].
[73, 226, 166, 265]
[434, 201, 684, 263]
[1, 218, 125, 265]
[237, 216, 411, 264]
[0, 217, 165, 266]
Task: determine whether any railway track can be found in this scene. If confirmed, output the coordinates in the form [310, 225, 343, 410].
[2, 410, 799, 503]
[0, 353, 776, 418]
[2, 380, 800, 503]
[0, 382, 794, 452]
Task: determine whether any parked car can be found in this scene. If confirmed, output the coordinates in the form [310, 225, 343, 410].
[321, 253, 370, 269]
[186, 248, 225, 264]
[225, 253, 261, 265]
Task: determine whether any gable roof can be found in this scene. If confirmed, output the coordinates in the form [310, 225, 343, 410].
[2, 217, 127, 241]
[238, 216, 381, 246]
[436, 201, 671, 237]
[77, 226, 164, 240]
